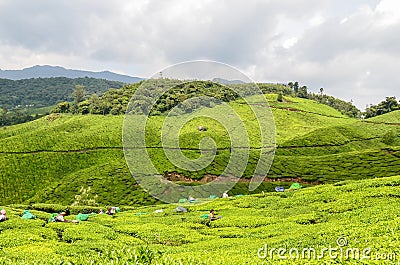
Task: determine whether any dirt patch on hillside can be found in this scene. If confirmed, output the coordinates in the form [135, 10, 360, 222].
[163, 172, 321, 185]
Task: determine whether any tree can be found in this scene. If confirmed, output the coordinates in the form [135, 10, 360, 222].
[381, 96, 399, 112]
[277, 93, 283, 102]
[293, 82, 299, 93]
[0, 108, 7, 118]
[89, 94, 101, 114]
[52, 102, 71, 113]
[298, 86, 308, 98]
[73, 85, 85, 106]
[78, 100, 90, 114]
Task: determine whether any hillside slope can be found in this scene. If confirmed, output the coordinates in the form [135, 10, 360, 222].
[367, 110, 400, 124]
[1, 95, 399, 205]
[1, 175, 400, 264]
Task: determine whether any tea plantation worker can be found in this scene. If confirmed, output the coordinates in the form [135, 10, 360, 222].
[188, 196, 196, 203]
[209, 209, 222, 221]
[0, 209, 6, 222]
[222, 191, 229, 198]
[55, 212, 78, 223]
[21, 210, 35, 220]
[106, 206, 120, 215]
[106, 207, 115, 215]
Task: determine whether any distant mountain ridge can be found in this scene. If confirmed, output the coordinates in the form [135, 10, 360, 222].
[212, 77, 245, 84]
[0, 65, 143, 83]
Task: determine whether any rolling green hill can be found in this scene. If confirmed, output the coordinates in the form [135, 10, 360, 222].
[1, 175, 400, 264]
[1, 95, 399, 205]
[367, 110, 400, 124]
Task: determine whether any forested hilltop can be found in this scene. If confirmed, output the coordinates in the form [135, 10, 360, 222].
[2, 77, 398, 126]
[0, 77, 124, 110]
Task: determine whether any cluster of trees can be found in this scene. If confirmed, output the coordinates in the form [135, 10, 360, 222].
[53, 83, 140, 115]
[287, 81, 309, 98]
[364, 96, 400, 118]
[127, 79, 241, 115]
[54, 79, 242, 116]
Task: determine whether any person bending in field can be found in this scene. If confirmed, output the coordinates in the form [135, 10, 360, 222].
[106, 207, 116, 215]
[54, 212, 78, 223]
[106, 206, 120, 216]
[222, 191, 231, 198]
[0, 209, 6, 222]
[188, 196, 196, 203]
[209, 209, 222, 221]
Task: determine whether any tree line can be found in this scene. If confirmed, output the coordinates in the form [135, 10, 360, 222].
[364, 96, 400, 118]
[52, 79, 365, 118]
[3, 76, 397, 123]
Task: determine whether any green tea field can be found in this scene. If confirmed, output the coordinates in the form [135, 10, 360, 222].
[1, 175, 400, 264]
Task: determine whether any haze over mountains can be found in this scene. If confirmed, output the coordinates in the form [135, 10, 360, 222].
[0, 65, 143, 84]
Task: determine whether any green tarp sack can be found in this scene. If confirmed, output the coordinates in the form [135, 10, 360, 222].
[48, 213, 58, 222]
[290, 183, 302, 189]
[201, 213, 209, 219]
[21, 210, 35, 220]
[76, 213, 91, 221]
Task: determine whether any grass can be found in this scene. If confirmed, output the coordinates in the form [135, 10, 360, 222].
[368, 110, 400, 124]
[1, 175, 400, 264]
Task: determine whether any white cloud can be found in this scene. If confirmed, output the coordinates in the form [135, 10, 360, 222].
[340, 17, 349, 24]
[282, 37, 298, 49]
[309, 15, 326, 26]
[375, 0, 400, 26]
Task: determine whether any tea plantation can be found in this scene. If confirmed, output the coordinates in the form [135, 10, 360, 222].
[0, 95, 399, 205]
[1, 175, 400, 264]
[1, 93, 400, 264]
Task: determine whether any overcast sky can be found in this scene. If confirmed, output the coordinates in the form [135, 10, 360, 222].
[0, 0, 399, 110]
